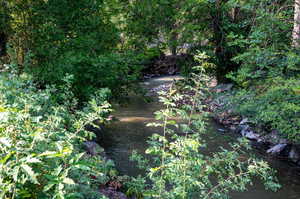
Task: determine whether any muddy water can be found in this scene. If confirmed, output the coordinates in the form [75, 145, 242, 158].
[101, 76, 300, 199]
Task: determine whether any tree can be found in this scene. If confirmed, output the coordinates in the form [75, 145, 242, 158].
[123, 0, 209, 55]
[293, 0, 300, 47]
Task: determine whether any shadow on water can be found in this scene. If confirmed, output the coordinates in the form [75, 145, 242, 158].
[100, 76, 300, 199]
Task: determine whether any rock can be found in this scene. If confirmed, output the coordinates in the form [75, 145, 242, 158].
[100, 187, 128, 199]
[84, 141, 105, 156]
[236, 124, 250, 134]
[240, 129, 247, 136]
[267, 144, 288, 154]
[240, 118, 249, 125]
[260, 130, 282, 145]
[229, 126, 236, 131]
[279, 138, 288, 144]
[244, 131, 260, 140]
[289, 146, 300, 163]
[240, 127, 259, 140]
[218, 128, 226, 133]
[241, 124, 250, 130]
[213, 83, 233, 93]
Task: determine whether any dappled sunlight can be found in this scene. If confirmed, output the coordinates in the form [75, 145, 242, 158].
[147, 76, 183, 85]
[119, 116, 154, 123]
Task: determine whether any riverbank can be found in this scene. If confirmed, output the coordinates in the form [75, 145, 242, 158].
[208, 83, 300, 166]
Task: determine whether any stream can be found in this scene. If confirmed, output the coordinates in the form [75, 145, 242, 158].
[101, 76, 300, 199]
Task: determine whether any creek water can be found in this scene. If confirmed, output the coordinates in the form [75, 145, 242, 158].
[101, 76, 300, 199]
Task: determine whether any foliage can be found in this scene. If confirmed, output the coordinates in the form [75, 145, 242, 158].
[222, 0, 300, 142]
[0, 71, 116, 198]
[28, 52, 143, 101]
[226, 78, 300, 142]
[0, 0, 145, 100]
[122, 0, 212, 55]
[128, 56, 280, 198]
[3, 0, 119, 65]
[226, 0, 294, 86]
[0, 0, 297, 197]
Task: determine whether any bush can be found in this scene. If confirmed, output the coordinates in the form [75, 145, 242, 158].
[227, 78, 300, 142]
[28, 52, 143, 101]
[0, 72, 116, 198]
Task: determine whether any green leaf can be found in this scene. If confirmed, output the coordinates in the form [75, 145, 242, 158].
[21, 164, 39, 184]
[0, 152, 14, 164]
[26, 157, 41, 163]
[13, 166, 19, 181]
[43, 183, 56, 192]
[74, 164, 91, 171]
[63, 177, 75, 185]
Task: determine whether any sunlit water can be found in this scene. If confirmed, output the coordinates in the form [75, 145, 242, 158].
[100, 76, 300, 199]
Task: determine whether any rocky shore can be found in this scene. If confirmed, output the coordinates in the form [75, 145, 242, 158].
[209, 84, 300, 166]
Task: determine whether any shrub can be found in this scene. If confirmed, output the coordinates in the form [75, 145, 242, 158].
[227, 78, 300, 142]
[28, 52, 143, 101]
[128, 56, 280, 198]
[0, 72, 115, 198]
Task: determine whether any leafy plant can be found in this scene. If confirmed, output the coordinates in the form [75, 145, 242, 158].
[226, 78, 300, 142]
[128, 54, 280, 198]
[0, 71, 115, 198]
[28, 52, 143, 101]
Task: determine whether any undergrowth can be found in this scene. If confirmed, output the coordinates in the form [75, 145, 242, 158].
[0, 71, 116, 198]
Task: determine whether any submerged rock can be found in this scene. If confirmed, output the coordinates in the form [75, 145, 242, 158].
[84, 141, 105, 156]
[218, 128, 226, 133]
[260, 130, 286, 145]
[267, 144, 288, 154]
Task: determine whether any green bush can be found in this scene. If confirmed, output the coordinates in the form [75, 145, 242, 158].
[223, 1, 300, 143]
[28, 52, 143, 101]
[227, 78, 300, 142]
[0, 72, 115, 198]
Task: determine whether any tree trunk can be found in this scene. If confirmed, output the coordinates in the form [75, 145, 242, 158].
[293, 0, 300, 47]
[0, 32, 7, 57]
[212, 0, 228, 82]
[169, 36, 177, 56]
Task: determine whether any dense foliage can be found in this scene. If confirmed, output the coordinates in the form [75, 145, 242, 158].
[0, 71, 116, 198]
[224, 0, 300, 142]
[1, 0, 142, 100]
[0, 0, 299, 197]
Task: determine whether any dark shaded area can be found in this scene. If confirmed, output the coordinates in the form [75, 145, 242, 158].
[0, 32, 7, 57]
[142, 54, 194, 77]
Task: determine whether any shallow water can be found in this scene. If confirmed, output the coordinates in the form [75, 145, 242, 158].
[101, 76, 300, 199]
